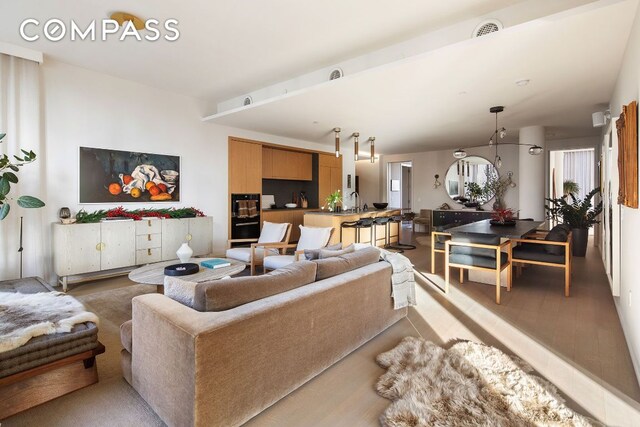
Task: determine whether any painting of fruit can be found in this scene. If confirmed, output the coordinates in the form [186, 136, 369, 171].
[79, 147, 180, 203]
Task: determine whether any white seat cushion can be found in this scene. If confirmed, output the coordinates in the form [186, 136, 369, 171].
[263, 255, 296, 270]
[258, 221, 289, 244]
[225, 247, 278, 263]
[296, 226, 333, 251]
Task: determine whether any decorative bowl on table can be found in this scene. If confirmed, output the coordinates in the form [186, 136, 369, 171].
[490, 219, 516, 226]
[372, 202, 388, 210]
[285, 203, 297, 208]
[164, 263, 199, 276]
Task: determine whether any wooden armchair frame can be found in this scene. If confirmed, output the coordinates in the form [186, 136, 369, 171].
[510, 230, 572, 297]
[261, 228, 335, 273]
[445, 239, 512, 304]
[430, 231, 451, 274]
[227, 223, 293, 275]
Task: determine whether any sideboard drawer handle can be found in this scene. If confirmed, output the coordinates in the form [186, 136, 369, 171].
[148, 234, 151, 241]
[186, 234, 192, 242]
[148, 248, 151, 256]
[148, 220, 152, 226]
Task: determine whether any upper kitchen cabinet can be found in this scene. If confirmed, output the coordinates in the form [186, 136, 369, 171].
[229, 138, 262, 194]
[318, 153, 342, 207]
[262, 147, 312, 181]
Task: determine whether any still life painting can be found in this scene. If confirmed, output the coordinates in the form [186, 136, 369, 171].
[79, 147, 180, 203]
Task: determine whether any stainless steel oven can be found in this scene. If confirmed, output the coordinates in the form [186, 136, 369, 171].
[231, 194, 261, 241]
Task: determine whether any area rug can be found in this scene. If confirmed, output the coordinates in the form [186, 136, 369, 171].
[376, 337, 598, 427]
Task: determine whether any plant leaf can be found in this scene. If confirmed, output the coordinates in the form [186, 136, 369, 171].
[0, 177, 9, 197]
[17, 195, 45, 208]
[0, 203, 9, 220]
[9, 165, 18, 172]
[3, 172, 18, 183]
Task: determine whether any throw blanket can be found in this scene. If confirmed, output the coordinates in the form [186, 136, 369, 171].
[379, 249, 417, 309]
[0, 292, 99, 353]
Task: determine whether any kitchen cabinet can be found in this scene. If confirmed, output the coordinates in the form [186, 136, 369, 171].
[262, 147, 312, 181]
[318, 153, 342, 208]
[261, 209, 311, 242]
[229, 138, 262, 193]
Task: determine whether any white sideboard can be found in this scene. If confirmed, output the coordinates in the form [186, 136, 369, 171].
[53, 216, 213, 291]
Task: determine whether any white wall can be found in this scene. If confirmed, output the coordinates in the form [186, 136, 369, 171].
[40, 60, 338, 283]
[607, 1, 640, 382]
[387, 162, 402, 208]
[355, 160, 382, 206]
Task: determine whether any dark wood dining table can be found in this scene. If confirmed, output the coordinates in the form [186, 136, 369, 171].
[446, 219, 544, 239]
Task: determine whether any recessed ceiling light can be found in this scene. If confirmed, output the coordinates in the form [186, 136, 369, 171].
[515, 79, 530, 87]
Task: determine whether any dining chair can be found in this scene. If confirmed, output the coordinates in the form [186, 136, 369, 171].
[510, 224, 573, 296]
[445, 232, 512, 304]
[262, 226, 335, 273]
[226, 221, 292, 275]
[413, 209, 432, 234]
[430, 229, 451, 274]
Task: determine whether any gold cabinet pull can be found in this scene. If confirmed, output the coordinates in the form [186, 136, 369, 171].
[148, 234, 151, 241]
[186, 234, 192, 242]
[148, 220, 152, 226]
[96, 242, 105, 251]
[148, 248, 152, 256]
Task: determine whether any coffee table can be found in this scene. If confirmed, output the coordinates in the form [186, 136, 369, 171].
[128, 258, 246, 293]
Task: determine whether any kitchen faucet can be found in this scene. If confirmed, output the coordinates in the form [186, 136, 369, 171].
[350, 191, 360, 212]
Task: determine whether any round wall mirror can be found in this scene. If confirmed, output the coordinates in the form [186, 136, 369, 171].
[444, 156, 498, 207]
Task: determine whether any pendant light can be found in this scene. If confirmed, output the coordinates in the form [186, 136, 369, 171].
[353, 132, 360, 161]
[333, 127, 341, 158]
[453, 148, 467, 159]
[369, 137, 376, 163]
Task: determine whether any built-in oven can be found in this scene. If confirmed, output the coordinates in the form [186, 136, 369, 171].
[231, 194, 261, 241]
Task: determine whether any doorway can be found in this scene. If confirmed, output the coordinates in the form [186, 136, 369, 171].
[387, 161, 412, 210]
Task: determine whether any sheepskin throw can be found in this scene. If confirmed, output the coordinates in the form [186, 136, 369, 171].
[0, 291, 99, 353]
[376, 337, 598, 426]
[378, 249, 416, 309]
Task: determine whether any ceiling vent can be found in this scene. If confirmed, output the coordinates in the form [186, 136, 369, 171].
[329, 68, 343, 81]
[243, 96, 252, 106]
[473, 19, 503, 38]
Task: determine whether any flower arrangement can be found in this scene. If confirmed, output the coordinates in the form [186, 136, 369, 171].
[75, 206, 205, 223]
[325, 189, 342, 211]
[491, 208, 515, 224]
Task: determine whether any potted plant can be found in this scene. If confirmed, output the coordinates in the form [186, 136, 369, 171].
[563, 179, 580, 197]
[484, 174, 511, 210]
[545, 187, 602, 257]
[464, 182, 483, 208]
[325, 189, 342, 212]
[491, 208, 516, 225]
[0, 132, 45, 220]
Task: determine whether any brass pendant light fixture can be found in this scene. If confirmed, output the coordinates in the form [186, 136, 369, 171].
[334, 127, 341, 158]
[352, 132, 360, 161]
[369, 137, 376, 163]
[110, 12, 146, 30]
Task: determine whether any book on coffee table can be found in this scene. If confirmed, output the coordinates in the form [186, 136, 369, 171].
[201, 258, 231, 269]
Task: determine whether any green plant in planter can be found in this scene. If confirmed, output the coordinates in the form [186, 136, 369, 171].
[545, 187, 602, 256]
[563, 179, 580, 197]
[325, 189, 342, 211]
[465, 182, 484, 204]
[0, 133, 45, 220]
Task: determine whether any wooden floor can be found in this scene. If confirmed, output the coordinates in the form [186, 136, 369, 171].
[54, 228, 640, 426]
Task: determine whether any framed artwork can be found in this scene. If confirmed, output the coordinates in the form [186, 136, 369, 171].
[79, 147, 180, 203]
[390, 179, 400, 192]
[616, 100, 638, 208]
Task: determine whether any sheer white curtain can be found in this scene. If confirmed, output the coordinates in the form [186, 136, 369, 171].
[0, 53, 46, 280]
[563, 149, 594, 200]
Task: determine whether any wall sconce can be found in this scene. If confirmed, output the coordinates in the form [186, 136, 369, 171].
[369, 137, 376, 163]
[352, 132, 359, 161]
[333, 127, 341, 158]
[433, 174, 441, 189]
[506, 171, 516, 188]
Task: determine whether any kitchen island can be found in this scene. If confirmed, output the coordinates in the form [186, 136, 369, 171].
[304, 209, 401, 246]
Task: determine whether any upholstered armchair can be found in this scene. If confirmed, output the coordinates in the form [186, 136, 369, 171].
[262, 226, 334, 272]
[413, 209, 432, 234]
[445, 232, 512, 304]
[510, 225, 572, 296]
[226, 221, 292, 275]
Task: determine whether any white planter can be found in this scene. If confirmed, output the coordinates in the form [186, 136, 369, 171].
[176, 242, 193, 263]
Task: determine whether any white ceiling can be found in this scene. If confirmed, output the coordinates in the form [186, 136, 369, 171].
[205, 0, 638, 154]
[0, 0, 520, 102]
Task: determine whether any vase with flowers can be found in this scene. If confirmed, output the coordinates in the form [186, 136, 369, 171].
[325, 189, 342, 212]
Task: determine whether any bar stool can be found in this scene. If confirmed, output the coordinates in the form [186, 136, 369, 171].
[373, 216, 392, 247]
[386, 214, 416, 252]
[340, 218, 374, 244]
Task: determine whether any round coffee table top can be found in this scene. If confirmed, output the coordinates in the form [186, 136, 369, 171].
[128, 258, 246, 285]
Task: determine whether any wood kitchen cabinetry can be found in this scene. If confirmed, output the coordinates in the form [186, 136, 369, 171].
[261, 209, 310, 242]
[262, 147, 312, 181]
[229, 138, 262, 194]
[318, 153, 343, 208]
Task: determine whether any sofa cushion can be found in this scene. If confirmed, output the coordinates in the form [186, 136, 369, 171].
[319, 244, 355, 259]
[193, 261, 317, 312]
[449, 252, 509, 269]
[313, 246, 380, 281]
[165, 276, 199, 308]
[258, 221, 288, 244]
[120, 320, 133, 353]
[304, 243, 342, 260]
[513, 243, 565, 264]
[544, 225, 570, 255]
[450, 232, 500, 258]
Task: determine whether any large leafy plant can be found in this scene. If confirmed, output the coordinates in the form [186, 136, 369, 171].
[545, 187, 602, 229]
[0, 132, 45, 220]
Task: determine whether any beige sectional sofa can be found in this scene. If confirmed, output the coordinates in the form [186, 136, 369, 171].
[120, 247, 407, 427]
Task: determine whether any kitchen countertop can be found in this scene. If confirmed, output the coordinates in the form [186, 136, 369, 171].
[304, 208, 400, 217]
[263, 207, 318, 212]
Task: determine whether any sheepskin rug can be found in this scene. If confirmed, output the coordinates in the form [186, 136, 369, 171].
[0, 291, 99, 353]
[376, 337, 598, 427]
